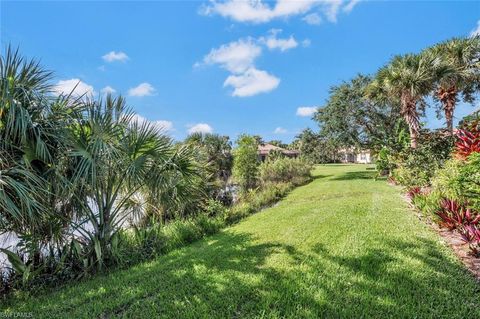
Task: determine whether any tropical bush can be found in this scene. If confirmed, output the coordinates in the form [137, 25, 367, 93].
[0, 48, 212, 295]
[391, 130, 454, 187]
[232, 135, 259, 192]
[258, 157, 312, 186]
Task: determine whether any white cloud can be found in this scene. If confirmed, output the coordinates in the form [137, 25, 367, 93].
[128, 83, 156, 97]
[200, 35, 287, 97]
[101, 86, 116, 95]
[470, 20, 480, 37]
[302, 12, 322, 25]
[323, 0, 342, 22]
[53, 79, 95, 97]
[201, 0, 316, 23]
[260, 29, 298, 52]
[224, 68, 280, 97]
[302, 39, 312, 47]
[102, 51, 129, 63]
[274, 127, 287, 134]
[188, 123, 213, 134]
[202, 38, 261, 73]
[343, 0, 360, 13]
[201, 0, 354, 24]
[131, 114, 174, 132]
[296, 106, 317, 117]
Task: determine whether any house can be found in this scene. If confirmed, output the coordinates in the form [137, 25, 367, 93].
[257, 144, 300, 162]
[338, 148, 373, 164]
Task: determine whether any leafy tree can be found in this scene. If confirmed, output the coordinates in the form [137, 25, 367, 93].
[252, 135, 265, 145]
[185, 132, 233, 203]
[232, 135, 259, 191]
[292, 128, 338, 163]
[426, 36, 480, 135]
[371, 54, 438, 148]
[314, 74, 404, 151]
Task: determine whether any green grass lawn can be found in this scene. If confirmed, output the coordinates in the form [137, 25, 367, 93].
[3, 164, 479, 318]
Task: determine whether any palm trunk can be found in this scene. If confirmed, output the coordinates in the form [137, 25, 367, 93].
[409, 127, 418, 149]
[437, 85, 457, 136]
[401, 93, 420, 149]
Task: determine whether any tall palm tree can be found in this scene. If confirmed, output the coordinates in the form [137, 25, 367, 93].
[426, 36, 480, 135]
[372, 54, 438, 148]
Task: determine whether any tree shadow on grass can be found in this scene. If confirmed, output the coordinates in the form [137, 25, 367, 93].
[17, 231, 480, 318]
[311, 174, 333, 181]
[331, 170, 376, 181]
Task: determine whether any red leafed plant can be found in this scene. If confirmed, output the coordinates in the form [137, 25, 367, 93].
[459, 225, 480, 257]
[455, 126, 480, 160]
[406, 187, 422, 199]
[434, 199, 480, 230]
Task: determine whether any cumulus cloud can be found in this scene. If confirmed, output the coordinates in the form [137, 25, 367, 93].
[102, 51, 129, 63]
[188, 123, 213, 134]
[274, 127, 287, 134]
[101, 86, 116, 95]
[201, 0, 316, 23]
[260, 29, 298, 52]
[224, 67, 280, 97]
[302, 12, 322, 25]
[199, 30, 303, 97]
[202, 38, 261, 73]
[53, 79, 95, 97]
[470, 20, 480, 37]
[128, 83, 156, 97]
[201, 0, 357, 24]
[296, 106, 317, 117]
[131, 114, 174, 132]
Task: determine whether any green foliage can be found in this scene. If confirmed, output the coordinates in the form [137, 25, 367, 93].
[459, 152, 480, 211]
[203, 199, 227, 217]
[391, 130, 454, 187]
[225, 182, 292, 224]
[315, 74, 404, 150]
[184, 133, 233, 203]
[259, 157, 312, 186]
[232, 134, 259, 192]
[372, 54, 439, 148]
[292, 128, 338, 163]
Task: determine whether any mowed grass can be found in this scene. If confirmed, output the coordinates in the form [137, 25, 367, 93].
[3, 164, 479, 318]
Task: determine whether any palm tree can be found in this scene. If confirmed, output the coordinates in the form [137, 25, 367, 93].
[425, 36, 480, 135]
[69, 95, 204, 268]
[0, 47, 83, 268]
[372, 54, 438, 148]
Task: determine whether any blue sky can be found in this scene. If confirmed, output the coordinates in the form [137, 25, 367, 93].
[1, 0, 479, 142]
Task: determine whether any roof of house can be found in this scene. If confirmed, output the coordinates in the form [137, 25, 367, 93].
[258, 144, 299, 156]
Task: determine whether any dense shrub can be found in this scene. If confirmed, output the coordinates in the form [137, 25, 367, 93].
[232, 135, 259, 192]
[225, 182, 294, 224]
[259, 157, 312, 186]
[391, 130, 454, 187]
[458, 152, 480, 211]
